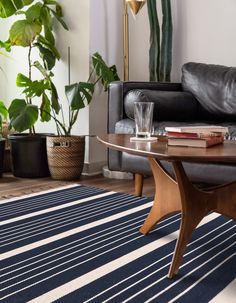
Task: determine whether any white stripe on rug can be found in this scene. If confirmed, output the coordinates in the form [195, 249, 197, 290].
[209, 279, 236, 303]
[27, 212, 220, 303]
[1, 191, 114, 226]
[88, 223, 235, 303]
[1, 201, 153, 260]
[0, 184, 79, 204]
[167, 251, 236, 303]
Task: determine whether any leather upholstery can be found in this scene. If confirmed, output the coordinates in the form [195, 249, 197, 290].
[182, 62, 236, 121]
[124, 90, 198, 121]
[107, 64, 236, 184]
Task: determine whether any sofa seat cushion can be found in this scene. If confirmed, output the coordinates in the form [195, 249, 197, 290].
[115, 119, 236, 139]
[120, 151, 236, 185]
[124, 90, 198, 121]
[182, 62, 236, 121]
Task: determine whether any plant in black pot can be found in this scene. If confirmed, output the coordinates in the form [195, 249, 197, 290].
[0, 101, 8, 177]
[46, 52, 119, 180]
[0, 0, 68, 178]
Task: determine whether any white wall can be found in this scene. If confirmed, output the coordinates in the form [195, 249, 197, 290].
[88, 0, 123, 172]
[128, 0, 236, 82]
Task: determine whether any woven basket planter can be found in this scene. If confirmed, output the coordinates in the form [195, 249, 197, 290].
[46, 136, 85, 180]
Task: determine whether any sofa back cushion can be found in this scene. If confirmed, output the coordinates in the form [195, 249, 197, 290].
[124, 89, 198, 121]
[182, 62, 236, 121]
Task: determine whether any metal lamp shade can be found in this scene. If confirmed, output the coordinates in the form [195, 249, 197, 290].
[126, 0, 146, 15]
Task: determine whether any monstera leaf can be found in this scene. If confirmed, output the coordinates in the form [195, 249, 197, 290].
[92, 52, 120, 91]
[8, 99, 38, 132]
[0, 0, 33, 18]
[10, 20, 42, 47]
[65, 82, 95, 111]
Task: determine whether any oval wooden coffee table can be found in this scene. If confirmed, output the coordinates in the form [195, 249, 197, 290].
[97, 134, 236, 278]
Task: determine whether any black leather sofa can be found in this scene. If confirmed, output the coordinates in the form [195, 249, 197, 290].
[108, 62, 236, 186]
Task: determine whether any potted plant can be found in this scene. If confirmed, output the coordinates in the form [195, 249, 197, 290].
[0, 101, 8, 177]
[0, 0, 68, 177]
[46, 52, 119, 180]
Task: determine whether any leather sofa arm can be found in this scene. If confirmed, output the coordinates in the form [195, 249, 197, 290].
[108, 81, 182, 133]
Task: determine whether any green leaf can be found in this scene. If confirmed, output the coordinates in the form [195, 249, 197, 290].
[40, 6, 52, 28]
[160, 0, 172, 82]
[40, 93, 51, 122]
[55, 3, 63, 17]
[16, 73, 31, 87]
[50, 8, 69, 30]
[65, 82, 95, 111]
[0, 39, 12, 52]
[0, 0, 33, 18]
[50, 81, 60, 114]
[10, 20, 42, 47]
[33, 60, 50, 79]
[34, 43, 56, 70]
[8, 99, 38, 132]
[16, 73, 49, 97]
[92, 52, 119, 91]
[0, 101, 8, 128]
[37, 35, 60, 59]
[147, 0, 160, 81]
[44, 0, 57, 4]
[25, 2, 43, 22]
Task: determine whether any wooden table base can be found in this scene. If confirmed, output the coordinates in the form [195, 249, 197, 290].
[139, 158, 236, 278]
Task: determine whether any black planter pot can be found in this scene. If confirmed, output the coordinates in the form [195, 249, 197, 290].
[0, 139, 6, 177]
[9, 134, 50, 178]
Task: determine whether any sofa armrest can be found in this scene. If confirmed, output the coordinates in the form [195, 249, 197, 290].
[108, 81, 182, 133]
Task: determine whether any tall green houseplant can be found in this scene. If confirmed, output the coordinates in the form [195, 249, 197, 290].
[147, 0, 173, 82]
[0, 0, 68, 177]
[0, 0, 68, 133]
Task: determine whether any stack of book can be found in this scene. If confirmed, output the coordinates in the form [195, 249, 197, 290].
[165, 126, 229, 148]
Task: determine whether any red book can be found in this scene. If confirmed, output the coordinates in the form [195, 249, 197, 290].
[167, 131, 223, 139]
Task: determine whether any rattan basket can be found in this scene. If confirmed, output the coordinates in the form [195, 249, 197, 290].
[46, 136, 85, 180]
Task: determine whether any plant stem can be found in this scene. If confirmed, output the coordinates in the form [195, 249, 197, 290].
[28, 44, 35, 135]
[28, 45, 32, 104]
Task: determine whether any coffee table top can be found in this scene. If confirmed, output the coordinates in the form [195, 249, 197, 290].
[97, 134, 236, 163]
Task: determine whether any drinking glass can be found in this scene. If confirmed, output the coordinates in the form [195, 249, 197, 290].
[134, 102, 154, 138]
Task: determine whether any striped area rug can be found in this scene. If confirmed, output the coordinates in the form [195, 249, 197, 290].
[1, 184, 235, 303]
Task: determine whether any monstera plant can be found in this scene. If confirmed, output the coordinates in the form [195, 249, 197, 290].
[46, 52, 119, 180]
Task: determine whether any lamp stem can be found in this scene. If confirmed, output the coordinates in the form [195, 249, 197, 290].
[123, 0, 129, 81]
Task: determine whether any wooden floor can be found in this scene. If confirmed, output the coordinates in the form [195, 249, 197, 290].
[0, 173, 155, 199]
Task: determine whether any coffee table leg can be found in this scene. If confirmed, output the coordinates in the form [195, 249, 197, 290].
[140, 159, 236, 278]
[168, 161, 210, 278]
[139, 158, 182, 235]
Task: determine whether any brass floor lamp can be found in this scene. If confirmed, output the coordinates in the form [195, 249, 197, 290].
[123, 0, 146, 81]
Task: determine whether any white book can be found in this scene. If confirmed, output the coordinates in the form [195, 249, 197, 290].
[165, 125, 229, 134]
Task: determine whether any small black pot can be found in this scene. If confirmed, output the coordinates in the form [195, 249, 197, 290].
[9, 134, 50, 178]
[0, 139, 6, 177]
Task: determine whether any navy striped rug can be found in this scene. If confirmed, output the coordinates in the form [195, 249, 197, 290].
[1, 184, 235, 303]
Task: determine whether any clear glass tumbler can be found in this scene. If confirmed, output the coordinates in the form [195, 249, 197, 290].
[134, 101, 154, 138]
